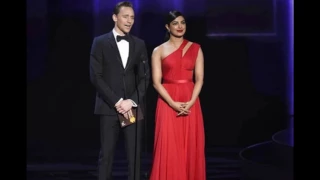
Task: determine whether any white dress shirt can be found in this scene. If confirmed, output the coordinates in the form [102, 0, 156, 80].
[112, 29, 137, 107]
[113, 29, 129, 68]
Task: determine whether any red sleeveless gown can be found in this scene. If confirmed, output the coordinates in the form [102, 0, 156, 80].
[149, 39, 206, 180]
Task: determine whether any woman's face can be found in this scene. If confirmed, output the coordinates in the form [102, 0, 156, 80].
[166, 16, 186, 37]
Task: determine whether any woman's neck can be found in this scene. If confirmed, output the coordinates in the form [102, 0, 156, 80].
[168, 36, 184, 47]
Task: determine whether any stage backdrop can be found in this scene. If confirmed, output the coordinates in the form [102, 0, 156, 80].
[27, 0, 291, 162]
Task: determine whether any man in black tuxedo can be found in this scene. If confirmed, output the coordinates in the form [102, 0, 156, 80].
[89, 1, 150, 180]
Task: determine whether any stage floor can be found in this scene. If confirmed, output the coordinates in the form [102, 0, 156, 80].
[27, 147, 243, 180]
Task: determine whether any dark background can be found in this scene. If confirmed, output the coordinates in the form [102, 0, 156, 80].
[27, 0, 293, 162]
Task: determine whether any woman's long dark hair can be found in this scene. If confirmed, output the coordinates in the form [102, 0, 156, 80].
[164, 10, 184, 42]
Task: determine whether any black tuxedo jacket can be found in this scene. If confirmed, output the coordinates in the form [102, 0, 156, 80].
[90, 31, 150, 115]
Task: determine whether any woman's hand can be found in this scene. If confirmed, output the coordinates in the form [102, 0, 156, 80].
[177, 101, 193, 116]
[170, 101, 191, 116]
[170, 101, 189, 116]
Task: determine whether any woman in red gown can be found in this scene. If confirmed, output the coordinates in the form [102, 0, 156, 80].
[149, 10, 206, 180]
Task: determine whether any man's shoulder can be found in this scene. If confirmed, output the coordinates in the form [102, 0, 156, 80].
[94, 32, 112, 42]
[130, 34, 145, 44]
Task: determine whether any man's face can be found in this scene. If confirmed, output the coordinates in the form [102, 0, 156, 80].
[113, 6, 135, 35]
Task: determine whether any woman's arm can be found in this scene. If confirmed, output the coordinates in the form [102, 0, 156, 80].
[152, 46, 186, 113]
[188, 46, 204, 106]
[151, 46, 175, 106]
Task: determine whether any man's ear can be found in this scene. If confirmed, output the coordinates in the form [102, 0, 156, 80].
[112, 14, 117, 22]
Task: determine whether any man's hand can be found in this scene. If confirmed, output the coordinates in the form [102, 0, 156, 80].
[115, 99, 133, 114]
[122, 109, 134, 120]
[123, 112, 129, 119]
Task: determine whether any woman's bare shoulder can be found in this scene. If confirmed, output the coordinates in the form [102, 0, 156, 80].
[153, 42, 168, 55]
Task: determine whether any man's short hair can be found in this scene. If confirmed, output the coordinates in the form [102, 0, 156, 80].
[113, 1, 133, 15]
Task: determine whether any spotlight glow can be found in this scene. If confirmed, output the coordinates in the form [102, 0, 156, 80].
[287, 0, 294, 146]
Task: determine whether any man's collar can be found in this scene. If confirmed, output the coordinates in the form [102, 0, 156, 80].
[112, 28, 120, 38]
[112, 28, 127, 38]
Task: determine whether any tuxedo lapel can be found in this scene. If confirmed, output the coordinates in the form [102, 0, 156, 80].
[125, 34, 135, 70]
[106, 32, 124, 69]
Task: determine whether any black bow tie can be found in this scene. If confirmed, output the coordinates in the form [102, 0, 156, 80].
[116, 35, 129, 42]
